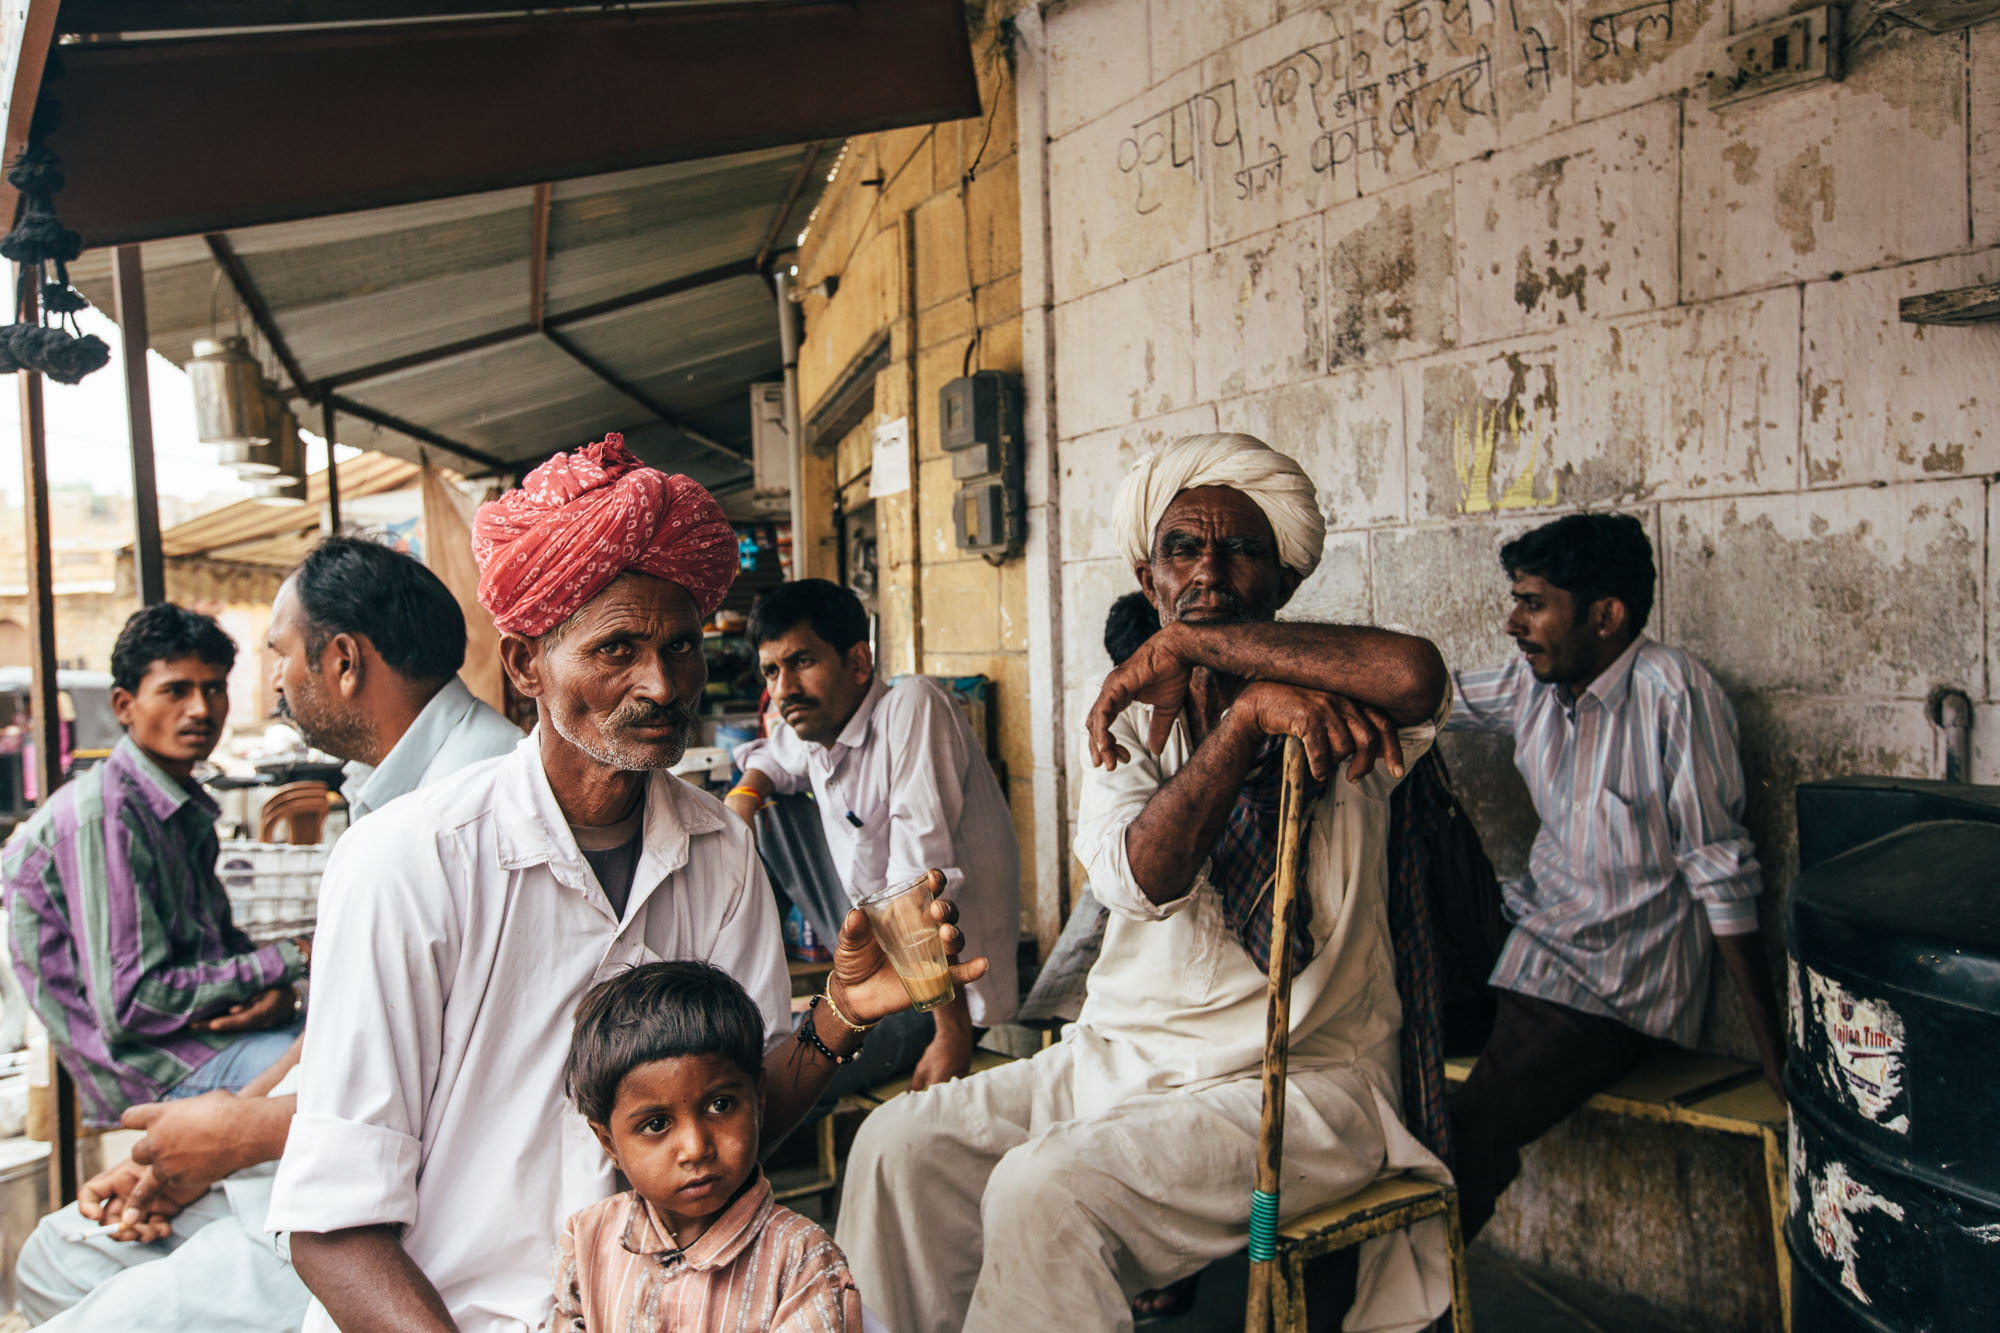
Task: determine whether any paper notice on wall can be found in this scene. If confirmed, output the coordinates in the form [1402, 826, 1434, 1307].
[870, 417, 911, 498]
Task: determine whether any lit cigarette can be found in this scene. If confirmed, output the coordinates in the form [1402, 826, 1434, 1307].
[65, 1221, 154, 1243]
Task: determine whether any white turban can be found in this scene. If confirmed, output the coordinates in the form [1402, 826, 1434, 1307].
[1112, 433, 1325, 578]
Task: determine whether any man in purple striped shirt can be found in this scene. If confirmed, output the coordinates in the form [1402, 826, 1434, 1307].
[3, 603, 308, 1129]
[1442, 513, 1785, 1240]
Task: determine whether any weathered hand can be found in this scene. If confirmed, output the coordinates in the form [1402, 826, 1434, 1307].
[77, 1156, 203, 1242]
[1087, 623, 1198, 770]
[827, 871, 989, 1027]
[1233, 680, 1404, 782]
[907, 1023, 974, 1092]
[194, 984, 295, 1033]
[122, 1090, 262, 1205]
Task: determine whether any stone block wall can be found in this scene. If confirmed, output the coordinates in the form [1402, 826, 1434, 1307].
[792, 14, 1040, 933]
[1029, 0, 2000, 1324]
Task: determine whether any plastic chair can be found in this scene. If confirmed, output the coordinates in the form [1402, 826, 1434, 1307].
[258, 781, 337, 845]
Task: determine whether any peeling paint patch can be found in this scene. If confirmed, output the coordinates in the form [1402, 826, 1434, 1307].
[1326, 184, 1458, 368]
[1775, 144, 1836, 256]
[1723, 142, 1761, 186]
[1809, 968, 1911, 1134]
[1808, 1158, 1906, 1305]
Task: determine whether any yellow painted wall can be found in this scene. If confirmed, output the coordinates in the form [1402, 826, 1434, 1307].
[792, 9, 1035, 935]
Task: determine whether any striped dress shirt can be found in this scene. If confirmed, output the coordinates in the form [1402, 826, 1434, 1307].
[550, 1176, 862, 1333]
[2, 736, 303, 1125]
[1446, 637, 1761, 1046]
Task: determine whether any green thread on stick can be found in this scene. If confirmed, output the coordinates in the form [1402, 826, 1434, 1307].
[1248, 1188, 1281, 1261]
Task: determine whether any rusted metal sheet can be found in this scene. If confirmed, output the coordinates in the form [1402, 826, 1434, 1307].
[47, 0, 979, 247]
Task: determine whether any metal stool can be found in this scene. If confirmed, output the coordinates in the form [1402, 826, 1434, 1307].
[1271, 1174, 1472, 1332]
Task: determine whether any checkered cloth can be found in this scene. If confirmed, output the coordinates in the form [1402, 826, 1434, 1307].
[1208, 736, 1325, 975]
[1386, 748, 1462, 1168]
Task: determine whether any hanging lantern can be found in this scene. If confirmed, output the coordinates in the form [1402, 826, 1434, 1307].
[186, 337, 270, 450]
[251, 405, 306, 506]
[223, 382, 291, 476]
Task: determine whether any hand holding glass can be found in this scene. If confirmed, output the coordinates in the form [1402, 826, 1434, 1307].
[856, 874, 957, 1013]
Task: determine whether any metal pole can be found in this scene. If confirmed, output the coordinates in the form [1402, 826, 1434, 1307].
[15, 271, 78, 1205]
[112, 245, 165, 606]
[773, 269, 805, 581]
[320, 397, 342, 534]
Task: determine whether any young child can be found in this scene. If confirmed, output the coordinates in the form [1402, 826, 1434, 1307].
[552, 961, 863, 1333]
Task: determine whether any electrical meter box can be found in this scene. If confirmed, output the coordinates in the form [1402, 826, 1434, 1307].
[938, 372, 1025, 556]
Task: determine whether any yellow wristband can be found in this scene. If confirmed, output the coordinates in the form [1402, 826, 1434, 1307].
[727, 785, 763, 802]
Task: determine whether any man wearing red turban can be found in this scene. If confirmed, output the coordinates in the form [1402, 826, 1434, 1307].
[472, 433, 739, 636]
[269, 437, 988, 1333]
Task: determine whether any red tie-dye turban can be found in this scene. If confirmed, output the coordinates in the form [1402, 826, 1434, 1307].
[472, 434, 737, 636]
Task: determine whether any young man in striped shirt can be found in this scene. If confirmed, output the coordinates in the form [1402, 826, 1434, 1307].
[4, 603, 308, 1128]
[1443, 512, 1785, 1239]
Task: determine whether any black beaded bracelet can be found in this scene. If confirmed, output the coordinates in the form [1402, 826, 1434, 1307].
[797, 994, 864, 1065]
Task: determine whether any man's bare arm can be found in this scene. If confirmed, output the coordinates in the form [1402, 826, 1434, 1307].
[290, 1227, 457, 1333]
[1715, 931, 1786, 1100]
[1169, 622, 1446, 723]
[1118, 704, 1265, 905]
[758, 893, 988, 1144]
[1114, 682, 1399, 904]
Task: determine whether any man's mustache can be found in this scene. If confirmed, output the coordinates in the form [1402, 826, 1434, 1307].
[609, 700, 697, 733]
[274, 694, 294, 721]
[778, 695, 820, 714]
[1175, 586, 1249, 619]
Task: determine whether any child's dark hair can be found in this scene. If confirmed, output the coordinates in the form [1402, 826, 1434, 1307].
[563, 960, 766, 1125]
[110, 603, 237, 693]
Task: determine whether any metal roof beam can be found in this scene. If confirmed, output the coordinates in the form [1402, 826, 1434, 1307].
[311, 257, 760, 393]
[325, 393, 511, 475]
[49, 0, 979, 247]
[203, 233, 312, 395]
[206, 232, 503, 473]
[527, 182, 552, 331]
[542, 329, 749, 471]
[754, 141, 823, 275]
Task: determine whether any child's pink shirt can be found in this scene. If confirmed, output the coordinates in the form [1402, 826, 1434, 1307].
[548, 1174, 862, 1333]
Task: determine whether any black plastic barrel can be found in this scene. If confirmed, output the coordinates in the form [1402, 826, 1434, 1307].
[1786, 819, 2000, 1332]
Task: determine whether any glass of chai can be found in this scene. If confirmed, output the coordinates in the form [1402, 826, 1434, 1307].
[856, 874, 956, 1013]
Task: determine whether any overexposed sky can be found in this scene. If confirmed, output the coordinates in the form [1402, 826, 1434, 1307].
[0, 306, 347, 508]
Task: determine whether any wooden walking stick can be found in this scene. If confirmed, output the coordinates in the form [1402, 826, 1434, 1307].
[1245, 735, 1311, 1333]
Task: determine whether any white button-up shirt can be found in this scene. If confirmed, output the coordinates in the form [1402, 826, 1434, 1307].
[266, 736, 790, 1333]
[339, 675, 524, 822]
[1069, 685, 1449, 1115]
[734, 676, 1020, 1025]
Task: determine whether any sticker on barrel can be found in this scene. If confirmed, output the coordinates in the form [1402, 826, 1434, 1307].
[1807, 968, 1910, 1134]
[1807, 1158, 1906, 1305]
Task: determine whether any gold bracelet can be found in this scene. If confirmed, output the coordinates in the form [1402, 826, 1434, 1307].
[821, 986, 876, 1033]
[726, 785, 762, 802]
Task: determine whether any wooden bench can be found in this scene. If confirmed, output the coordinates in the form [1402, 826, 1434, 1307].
[1444, 1048, 1791, 1332]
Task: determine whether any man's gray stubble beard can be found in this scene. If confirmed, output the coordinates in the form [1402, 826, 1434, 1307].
[547, 703, 695, 772]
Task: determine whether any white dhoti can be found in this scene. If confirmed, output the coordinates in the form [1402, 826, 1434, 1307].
[837, 1039, 1450, 1333]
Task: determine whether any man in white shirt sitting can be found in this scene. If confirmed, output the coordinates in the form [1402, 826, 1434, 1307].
[727, 578, 1020, 1093]
[14, 535, 523, 1332]
[265, 436, 979, 1333]
[837, 433, 1455, 1333]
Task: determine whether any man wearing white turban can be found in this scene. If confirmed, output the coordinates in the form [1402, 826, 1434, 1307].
[839, 434, 1457, 1333]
